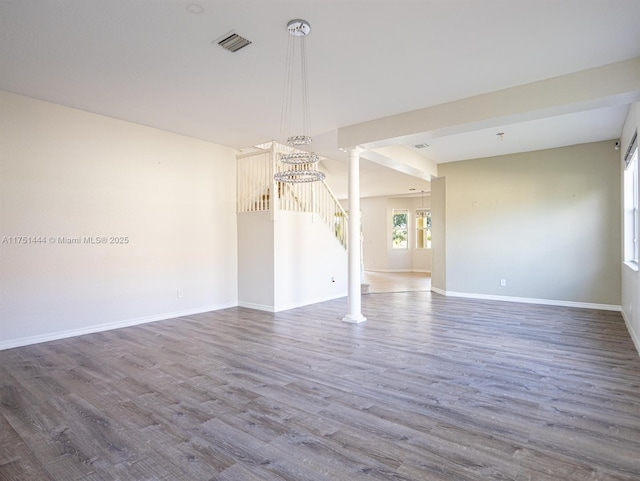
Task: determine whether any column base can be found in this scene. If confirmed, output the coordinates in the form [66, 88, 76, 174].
[342, 314, 367, 324]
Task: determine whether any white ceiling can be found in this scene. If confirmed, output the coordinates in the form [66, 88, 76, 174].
[414, 104, 632, 164]
[1, 0, 640, 199]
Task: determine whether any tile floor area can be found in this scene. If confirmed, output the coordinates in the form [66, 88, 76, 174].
[362, 271, 431, 293]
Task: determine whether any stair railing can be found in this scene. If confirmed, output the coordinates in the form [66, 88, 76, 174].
[237, 141, 348, 248]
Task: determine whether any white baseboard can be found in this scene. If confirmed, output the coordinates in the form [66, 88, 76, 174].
[274, 294, 345, 312]
[430, 286, 446, 296]
[0, 303, 236, 351]
[240, 292, 348, 313]
[431, 288, 621, 312]
[237, 301, 275, 312]
[365, 269, 431, 274]
[621, 310, 640, 357]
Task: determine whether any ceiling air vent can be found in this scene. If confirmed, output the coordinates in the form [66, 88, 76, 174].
[413, 143, 430, 149]
[216, 31, 252, 53]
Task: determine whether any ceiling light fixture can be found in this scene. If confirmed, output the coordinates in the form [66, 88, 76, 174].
[274, 19, 325, 183]
[496, 132, 505, 141]
[416, 190, 429, 218]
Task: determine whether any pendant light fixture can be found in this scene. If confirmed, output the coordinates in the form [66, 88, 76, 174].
[274, 19, 325, 183]
[416, 190, 429, 218]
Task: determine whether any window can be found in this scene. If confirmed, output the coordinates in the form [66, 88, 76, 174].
[392, 209, 408, 249]
[416, 210, 432, 249]
[624, 133, 639, 265]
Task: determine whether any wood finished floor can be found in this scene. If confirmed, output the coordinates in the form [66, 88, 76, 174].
[1, 292, 640, 481]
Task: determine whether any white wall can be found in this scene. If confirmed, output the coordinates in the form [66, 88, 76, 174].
[359, 197, 388, 271]
[237, 211, 275, 310]
[345, 196, 432, 273]
[620, 101, 640, 352]
[438, 141, 621, 308]
[0, 91, 238, 349]
[238, 210, 347, 311]
[387, 197, 414, 271]
[274, 212, 347, 311]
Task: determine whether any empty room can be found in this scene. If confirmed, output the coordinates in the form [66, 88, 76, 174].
[1, 1, 640, 480]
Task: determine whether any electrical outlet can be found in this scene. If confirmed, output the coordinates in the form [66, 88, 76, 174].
[177, 289, 184, 299]
[500, 279, 507, 287]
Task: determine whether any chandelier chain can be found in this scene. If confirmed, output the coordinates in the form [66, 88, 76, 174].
[276, 19, 324, 183]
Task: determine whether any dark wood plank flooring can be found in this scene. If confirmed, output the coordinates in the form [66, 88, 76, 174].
[1, 292, 640, 480]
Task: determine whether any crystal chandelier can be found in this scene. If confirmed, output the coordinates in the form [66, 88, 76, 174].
[273, 19, 325, 183]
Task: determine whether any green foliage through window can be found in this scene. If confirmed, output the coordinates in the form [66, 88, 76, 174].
[392, 210, 408, 249]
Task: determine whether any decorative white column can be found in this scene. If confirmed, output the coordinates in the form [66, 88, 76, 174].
[343, 148, 367, 323]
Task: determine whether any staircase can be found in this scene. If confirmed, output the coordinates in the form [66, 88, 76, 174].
[237, 141, 347, 249]
[236, 142, 349, 312]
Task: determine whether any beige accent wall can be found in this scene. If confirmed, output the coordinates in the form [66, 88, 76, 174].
[431, 177, 446, 292]
[438, 141, 621, 306]
[0, 91, 238, 348]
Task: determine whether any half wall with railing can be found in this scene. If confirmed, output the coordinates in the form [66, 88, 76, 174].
[237, 141, 347, 249]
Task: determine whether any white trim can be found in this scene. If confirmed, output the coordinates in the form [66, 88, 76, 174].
[366, 269, 431, 274]
[621, 310, 640, 357]
[239, 293, 348, 313]
[342, 313, 367, 323]
[430, 286, 446, 296]
[432, 289, 621, 312]
[237, 301, 276, 312]
[0, 303, 236, 351]
[275, 294, 348, 313]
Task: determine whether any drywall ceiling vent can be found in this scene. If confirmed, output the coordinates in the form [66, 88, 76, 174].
[217, 32, 252, 52]
[413, 143, 429, 149]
